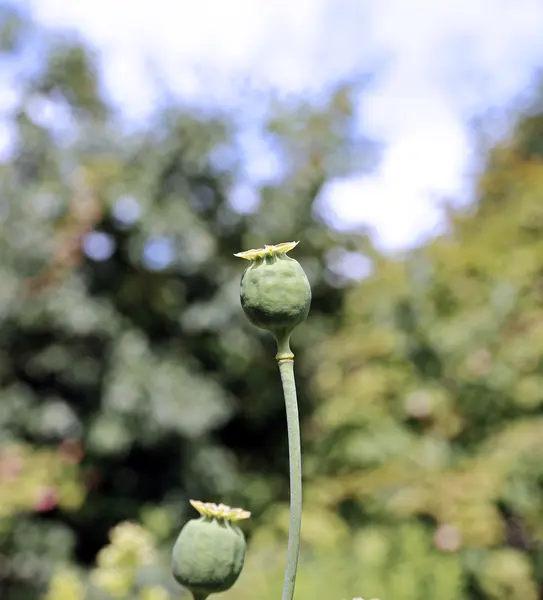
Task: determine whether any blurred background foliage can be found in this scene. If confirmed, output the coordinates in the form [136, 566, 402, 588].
[2, 3, 543, 600]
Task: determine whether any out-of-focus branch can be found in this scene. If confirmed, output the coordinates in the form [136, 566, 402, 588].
[22, 167, 102, 298]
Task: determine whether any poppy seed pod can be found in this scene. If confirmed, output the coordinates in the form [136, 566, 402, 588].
[172, 500, 250, 600]
[235, 242, 311, 341]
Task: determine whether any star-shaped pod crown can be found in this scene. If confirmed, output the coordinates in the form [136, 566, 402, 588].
[189, 500, 251, 522]
[234, 241, 299, 261]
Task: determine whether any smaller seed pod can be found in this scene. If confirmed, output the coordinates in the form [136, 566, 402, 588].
[172, 500, 250, 600]
[235, 242, 311, 344]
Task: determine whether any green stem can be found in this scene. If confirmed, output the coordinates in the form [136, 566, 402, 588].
[275, 334, 302, 600]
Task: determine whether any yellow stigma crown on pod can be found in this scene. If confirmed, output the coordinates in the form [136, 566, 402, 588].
[189, 500, 251, 522]
[234, 241, 299, 261]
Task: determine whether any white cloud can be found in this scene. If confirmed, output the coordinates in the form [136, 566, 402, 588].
[30, 0, 331, 117]
[30, 0, 325, 81]
[325, 0, 543, 250]
[374, 0, 543, 101]
[323, 115, 470, 250]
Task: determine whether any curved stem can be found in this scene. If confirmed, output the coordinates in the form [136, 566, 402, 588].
[275, 334, 302, 600]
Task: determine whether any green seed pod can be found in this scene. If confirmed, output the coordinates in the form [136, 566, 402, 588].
[172, 500, 250, 600]
[235, 242, 311, 343]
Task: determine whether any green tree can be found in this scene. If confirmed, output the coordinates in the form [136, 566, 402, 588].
[296, 93, 543, 599]
[0, 6, 377, 598]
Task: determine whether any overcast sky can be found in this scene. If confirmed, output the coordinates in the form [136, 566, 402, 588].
[18, 0, 543, 251]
